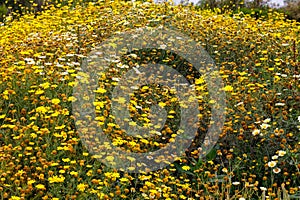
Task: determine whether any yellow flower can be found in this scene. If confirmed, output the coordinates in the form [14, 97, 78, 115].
[222, 168, 228, 173]
[116, 97, 126, 104]
[182, 166, 190, 171]
[28, 180, 36, 185]
[35, 89, 44, 95]
[255, 63, 261, 66]
[48, 175, 65, 183]
[93, 101, 105, 108]
[94, 88, 107, 94]
[195, 77, 205, 84]
[30, 133, 37, 139]
[104, 172, 120, 179]
[67, 96, 77, 102]
[70, 171, 78, 177]
[55, 124, 65, 130]
[129, 121, 137, 126]
[77, 183, 88, 192]
[120, 177, 129, 182]
[40, 82, 50, 89]
[158, 102, 166, 108]
[35, 184, 46, 190]
[10, 196, 21, 200]
[70, 160, 76, 164]
[62, 158, 70, 162]
[17, 170, 25, 176]
[82, 152, 89, 156]
[61, 109, 69, 115]
[51, 98, 61, 105]
[223, 85, 234, 92]
[36, 106, 49, 114]
[108, 123, 117, 128]
[86, 170, 93, 176]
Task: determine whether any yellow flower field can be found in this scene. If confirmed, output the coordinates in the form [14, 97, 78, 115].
[0, 0, 299, 199]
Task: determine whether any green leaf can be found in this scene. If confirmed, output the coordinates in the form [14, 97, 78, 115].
[205, 148, 217, 161]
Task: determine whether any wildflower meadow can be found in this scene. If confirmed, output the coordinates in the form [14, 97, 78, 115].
[0, 0, 299, 199]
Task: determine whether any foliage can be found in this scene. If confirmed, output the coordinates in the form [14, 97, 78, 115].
[232, 7, 272, 19]
[281, 0, 300, 22]
[0, 0, 97, 22]
[0, 4, 7, 22]
[0, 3, 8, 22]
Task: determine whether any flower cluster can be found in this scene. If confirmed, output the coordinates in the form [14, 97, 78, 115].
[0, 0, 299, 199]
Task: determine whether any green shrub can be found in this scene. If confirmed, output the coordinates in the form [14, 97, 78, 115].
[281, 1, 300, 21]
[1, 0, 100, 22]
[233, 7, 270, 19]
[0, 4, 8, 22]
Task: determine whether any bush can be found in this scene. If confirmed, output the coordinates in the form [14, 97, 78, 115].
[281, 0, 300, 21]
[0, 0, 96, 22]
[0, 4, 8, 22]
[232, 7, 270, 19]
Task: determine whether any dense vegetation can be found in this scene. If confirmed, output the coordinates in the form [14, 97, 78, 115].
[1, 0, 300, 22]
[0, 0, 299, 199]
